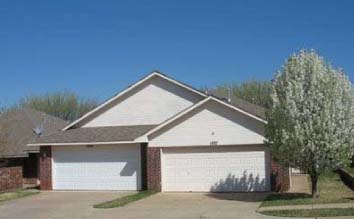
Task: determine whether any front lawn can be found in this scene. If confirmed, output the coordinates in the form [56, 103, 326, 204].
[261, 208, 354, 217]
[93, 190, 157, 209]
[261, 171, 354, 207]
[343, 166, 354, 176]
[0, 189, 39, 202]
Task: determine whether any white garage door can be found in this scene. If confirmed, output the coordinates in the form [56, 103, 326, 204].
[161, 146, 270, 192]
[52, 144, 141, 190]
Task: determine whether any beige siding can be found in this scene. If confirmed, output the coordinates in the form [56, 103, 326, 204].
[83, 77, 203, 127]
[149, 101, 265, 147]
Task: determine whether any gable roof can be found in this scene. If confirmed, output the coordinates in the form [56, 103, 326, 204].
[0, 108, 68, 158]
[63, 71, 208, 130]
[21, 72, 267, 147]
[210, 94, 266, 120]
[138, 96, 267, 141]
[28, 125, 156, 146]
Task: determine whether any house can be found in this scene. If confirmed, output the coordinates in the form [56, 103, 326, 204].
[28, 71, 290, 192]
[0, 108, 68, 191]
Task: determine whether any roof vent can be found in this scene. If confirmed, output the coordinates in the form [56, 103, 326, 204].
[227, 87, 231, 103]
[220, 97, 229, 102]
[33, 127, 43, 136]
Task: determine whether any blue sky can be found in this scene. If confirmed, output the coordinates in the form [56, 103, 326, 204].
[1, 0, 354, 106]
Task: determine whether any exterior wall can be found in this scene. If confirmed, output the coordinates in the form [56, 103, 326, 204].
[23, 178, 39, 185]
[271, 160, 290, 192]
[147, 147, 161, 191]
[0, 166, 22, 191]
[150, 101, 265, 147]
[39, 146, 52, 190]
[83, 76, 203, 127]
[1, 158, 24, 167]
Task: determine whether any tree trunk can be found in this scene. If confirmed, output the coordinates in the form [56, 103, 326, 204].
[310, 174, 318, 198]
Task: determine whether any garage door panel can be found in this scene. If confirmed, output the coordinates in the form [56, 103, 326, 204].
[162, 146, 270, 192]
[52, 145, 141, 190]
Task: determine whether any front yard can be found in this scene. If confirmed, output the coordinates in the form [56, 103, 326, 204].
[261, 171, 354, 207]
[259, 171, 354, 217]
[261, 208, 354, 217]
[0, 189, 39, 202]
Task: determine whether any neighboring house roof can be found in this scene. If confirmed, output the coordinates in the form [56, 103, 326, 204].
[28, 125, 156, 146]
[0, 108, 68, 158]
[62, 71, 208, 130]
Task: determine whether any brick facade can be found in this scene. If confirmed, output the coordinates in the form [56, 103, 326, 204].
[271, 159, 290, 192]
[146, 147, 161, 191]
[36, 145, 289, 193]
[23, 178, 39, 185]
[39, 146, 52, 190]
[0, 166, 22, 191]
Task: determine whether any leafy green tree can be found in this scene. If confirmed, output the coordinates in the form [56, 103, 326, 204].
[20, 92, 98, 122]
[211, 80, 272, 108]
[266, 50, 354, 197]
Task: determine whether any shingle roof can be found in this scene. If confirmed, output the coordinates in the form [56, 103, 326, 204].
[228, 96, 266, 119]
[0, 108, 68, 158]
[208, 92, 266, 120]
[30, 125, 157, 145]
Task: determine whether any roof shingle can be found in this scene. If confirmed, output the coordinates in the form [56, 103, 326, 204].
[0, 108, 68, 158]
[30, 125, 157, 145]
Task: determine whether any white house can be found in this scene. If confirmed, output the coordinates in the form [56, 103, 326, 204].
[28, 71, 290, 192]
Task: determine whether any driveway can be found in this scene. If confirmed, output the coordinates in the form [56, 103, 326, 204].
[0, 191, 270, 219]
[0, 191, 131, 219]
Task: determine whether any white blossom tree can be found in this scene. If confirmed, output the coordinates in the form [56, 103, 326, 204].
[266, 50, 354, 197]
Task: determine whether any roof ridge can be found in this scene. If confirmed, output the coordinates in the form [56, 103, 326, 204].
[62, 71, 207, 130]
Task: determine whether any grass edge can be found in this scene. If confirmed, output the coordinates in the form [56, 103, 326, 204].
[93, 190, 157, 209]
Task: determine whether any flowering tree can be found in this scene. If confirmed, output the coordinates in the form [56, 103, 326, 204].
[266, 50, 354, 197]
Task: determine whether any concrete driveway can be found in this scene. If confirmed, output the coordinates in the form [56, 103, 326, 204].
[0, 191, 132, 219]
[0, 191, 271, 219]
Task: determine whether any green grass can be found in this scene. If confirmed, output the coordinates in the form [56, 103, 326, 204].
[0, 189, 39, 202]
[261, 171, 354, 207]
[93, 190, 157, 209]
[261, 208, 354, 217]
[344, 167, 354, 176]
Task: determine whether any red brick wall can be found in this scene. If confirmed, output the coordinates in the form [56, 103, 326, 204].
[39, 146, 52, 190]
[0, 166, 22, 191]
[23, 178, 39, 185]
[147, 147, 161, 191]
[271, 160, 290, 192]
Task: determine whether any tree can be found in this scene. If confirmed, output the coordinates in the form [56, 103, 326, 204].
[20, 92, 98, 122]
[211, 80, 272, 108]
[266, 50, 354, 197]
